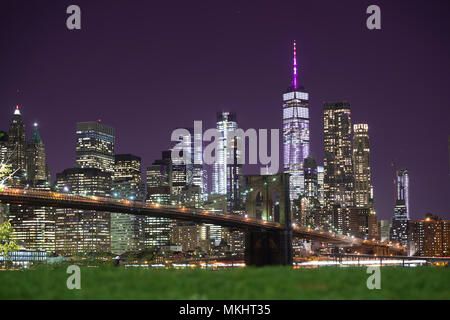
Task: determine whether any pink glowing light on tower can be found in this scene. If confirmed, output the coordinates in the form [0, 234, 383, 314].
[292, 40, 298, 89]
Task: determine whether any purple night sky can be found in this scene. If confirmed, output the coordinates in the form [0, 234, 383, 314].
[0, 0, 449, 220]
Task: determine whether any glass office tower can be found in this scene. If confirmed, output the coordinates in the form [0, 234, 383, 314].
[283, 41, 310, 202]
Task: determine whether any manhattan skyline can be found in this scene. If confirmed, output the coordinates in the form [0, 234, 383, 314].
[0, 0, 449, 220]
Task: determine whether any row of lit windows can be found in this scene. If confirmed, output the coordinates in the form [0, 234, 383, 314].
[283, 91, 309, 101]
[283, 106, 309, 119]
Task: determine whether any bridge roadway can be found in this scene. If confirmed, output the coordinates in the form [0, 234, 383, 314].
[0, 188, 404, 252]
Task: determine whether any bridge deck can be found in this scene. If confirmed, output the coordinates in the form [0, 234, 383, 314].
[0, 188, 405, 253]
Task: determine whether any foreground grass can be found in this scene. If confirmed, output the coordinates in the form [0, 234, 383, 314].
[0, 265, 449, 299]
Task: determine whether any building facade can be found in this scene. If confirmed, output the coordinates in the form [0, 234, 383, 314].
[7, 106, 26, 185]
[0, 131, 8, 165]
[323, 102, 354, 233]
[409, 214, 450, 257]
[212, 112, 242, 211]
[352, 124, 372, 208]
[145, 152, 174, 249]
[26, 123, 48, 186]
[396, 169, 410, 219]
[300, 157, 321, 227]
[75, 121, 115, 173]
[54, 167, 112, 254]
[111, 154, 145, 254]
[390, 169, 410, 246]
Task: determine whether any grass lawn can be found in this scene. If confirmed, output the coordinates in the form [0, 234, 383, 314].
[0, 265, 449, 300]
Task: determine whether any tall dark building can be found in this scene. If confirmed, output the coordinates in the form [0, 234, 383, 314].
[7, 105, 26, 184]
[323, 102, 354, 233]
[26, 123, 48, 186]
[300, 157, 321, 227]
[390, 169, 410, 246]
[75, 121, 115, 173]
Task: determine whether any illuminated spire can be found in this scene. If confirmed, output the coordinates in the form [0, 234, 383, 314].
[292, 40, 298, 89]
[14, 105, 21, 116]
[29, 122, 43, 144]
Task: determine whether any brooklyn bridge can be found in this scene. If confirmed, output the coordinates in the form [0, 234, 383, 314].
[0, 175, 406, 266]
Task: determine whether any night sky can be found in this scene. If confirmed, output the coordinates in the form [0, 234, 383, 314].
[1, 0, 449, 220]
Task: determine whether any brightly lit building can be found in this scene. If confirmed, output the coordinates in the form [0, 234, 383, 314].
[396, 169, 410, 218]
[390, 169, 410, 246]
[409, 214, 450, 257]
[170, 222, 211, 252]
[352, 124, 372, 208]
[8, 202, 56, 254]
[171, 129, 193, 195]
[75, 121, 115, 173]
[317, 166, 325, 208]
[283, 41, 310, 203]
[212, 111, 242, 210]
[300, 157, 321, 227]
[323, 102, 354, 233]
[211, 112, 242, 246]
[54, 167, 112, 254]
[191, 127, 208, 200]
[0, 131, 8, 165]
[7, 115, 55, 253]
[111, 154, 145, 254]
[145, 151, 173, 248]
[211, 112, 242, 211]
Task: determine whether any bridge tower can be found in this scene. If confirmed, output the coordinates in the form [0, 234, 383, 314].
[244, 173, 293, 266]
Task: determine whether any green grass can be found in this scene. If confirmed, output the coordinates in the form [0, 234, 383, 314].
[0, 265, 449, 299]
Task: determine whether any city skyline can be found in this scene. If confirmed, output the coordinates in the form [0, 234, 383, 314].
[0, 0, 449, 221]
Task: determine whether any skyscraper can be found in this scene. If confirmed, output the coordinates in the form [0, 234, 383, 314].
[171, 129, 193, 195]
[212, 111, 242, 210]
[8, 204, 56, 253]
[55, 167, 111, 254]
[301, 157, 321, 227]
[283, 41, 310, 202]
[0, 131, 8, 165]
[390, 169, 410, 246]
[6, 110, 55, 253]
[323, 102, 354, 233]
[111, 154, 145, 254]
[396, 169, 410, 219]
[75, 121, 115, 173]
[26, 123, 48, 186]
[112, 154, 144, 200]
[192, 128, 208, 200]
[352, 124, 372, 208]
[323, 102, 354, 207]
[317, 166, 325, 208]
[145, 151, 173, 248]
[7, 105, 26, 184]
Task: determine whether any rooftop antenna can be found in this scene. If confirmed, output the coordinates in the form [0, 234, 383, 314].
[292, 40, 298, 89]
